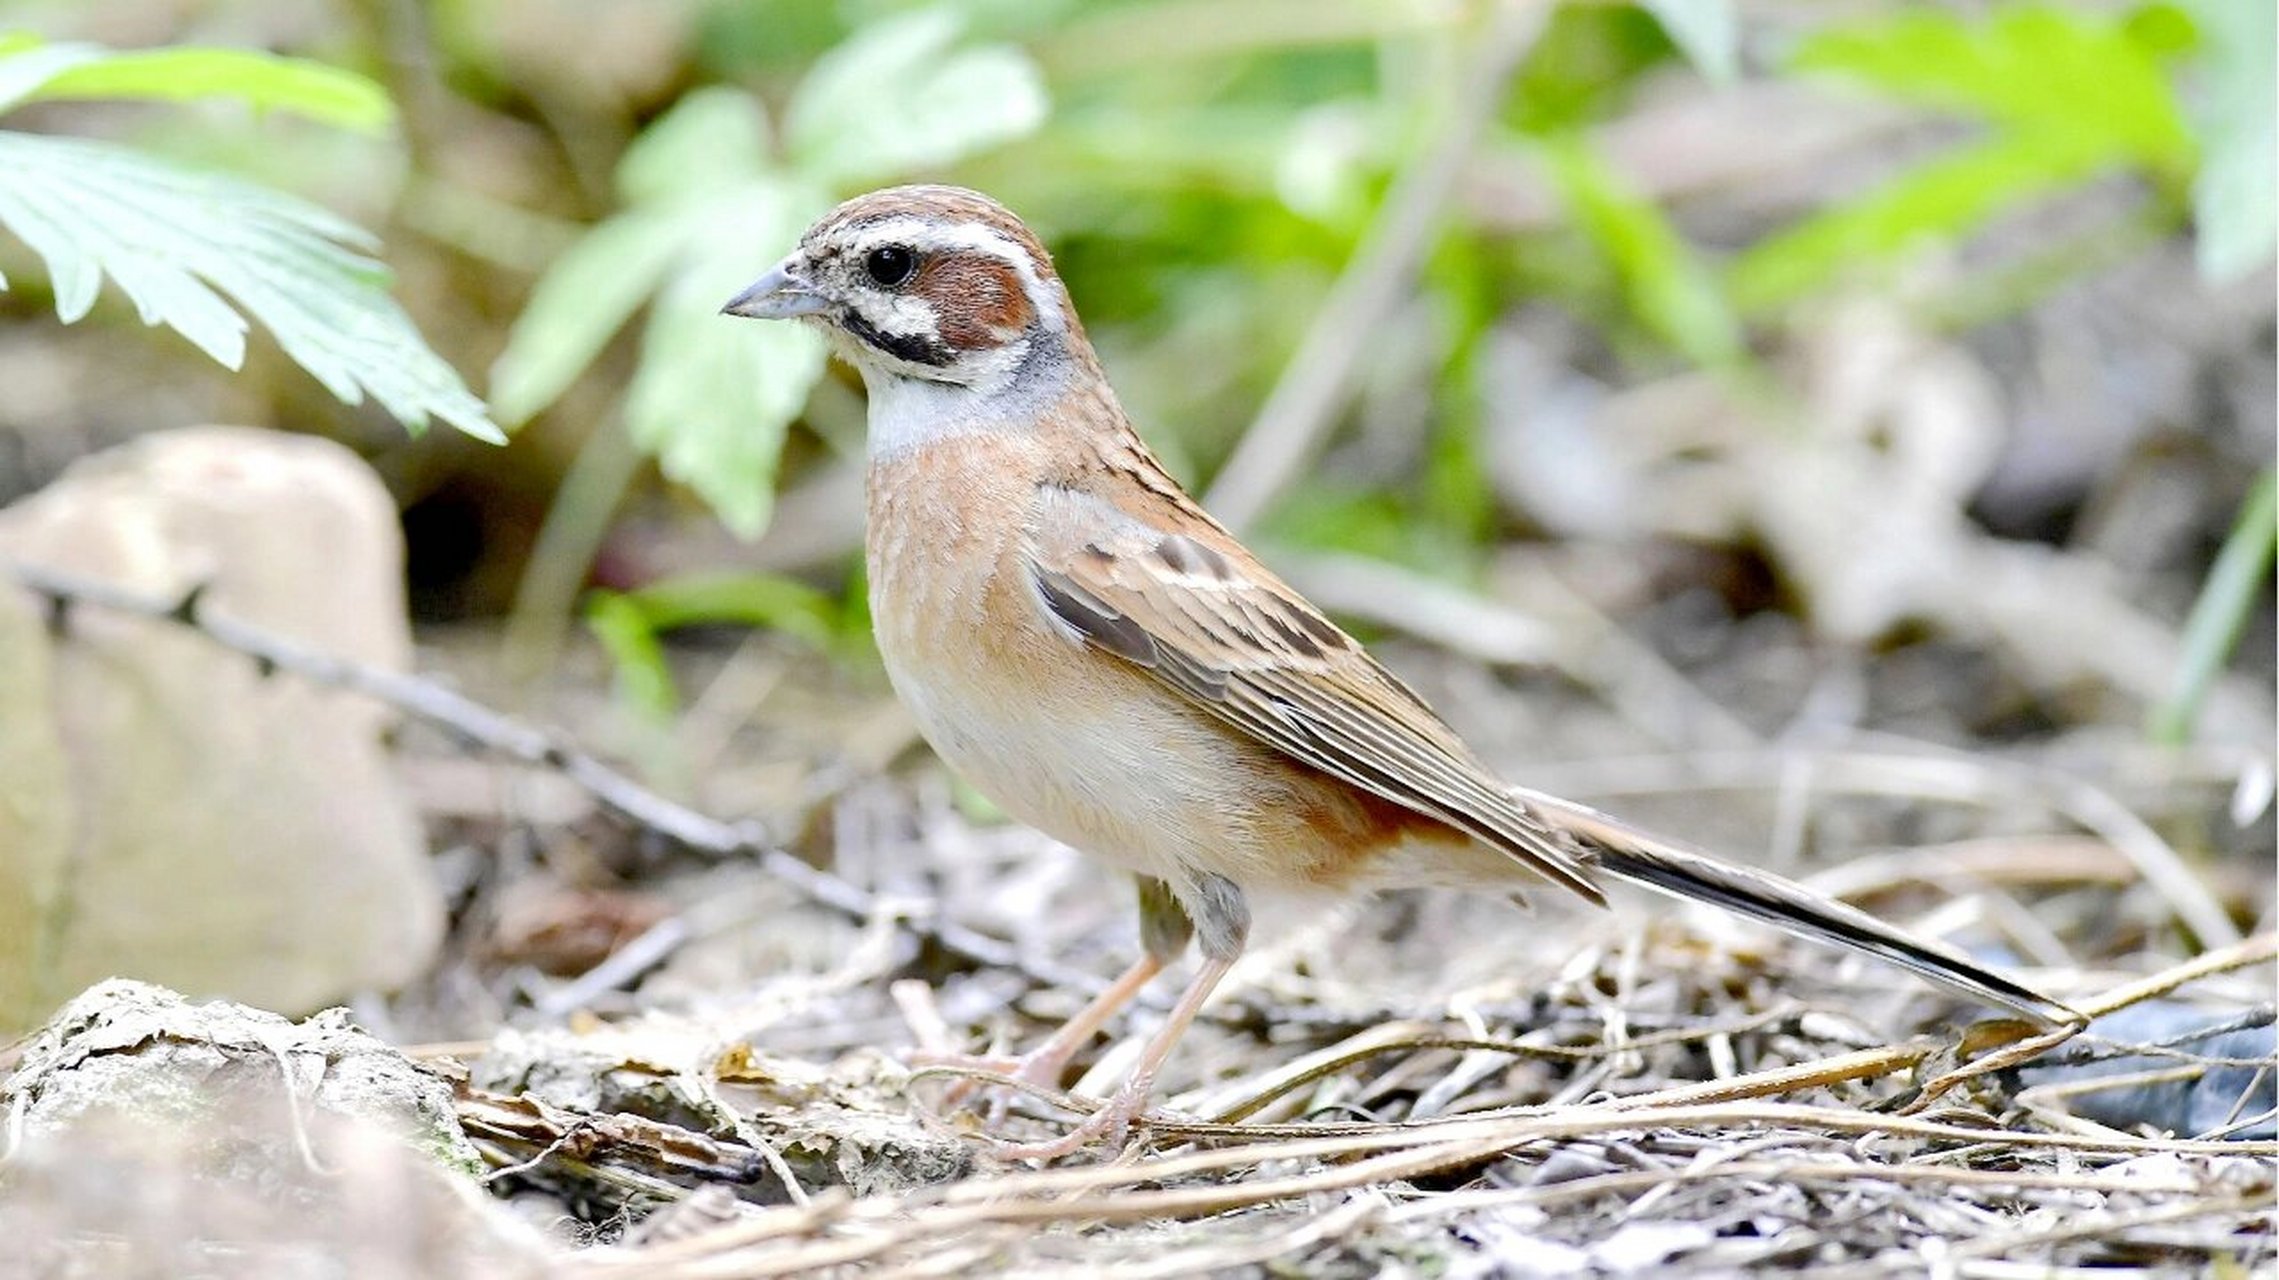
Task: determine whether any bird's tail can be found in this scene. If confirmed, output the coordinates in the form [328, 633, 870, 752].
[1515, 786, 2083, 1027]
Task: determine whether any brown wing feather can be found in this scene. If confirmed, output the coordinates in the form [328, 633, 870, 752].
[1028, 484, 1604, 904]
[1027, 513, 2076, 1023]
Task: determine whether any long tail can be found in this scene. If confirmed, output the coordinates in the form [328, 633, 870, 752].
[1516, 787, 2083, 1027]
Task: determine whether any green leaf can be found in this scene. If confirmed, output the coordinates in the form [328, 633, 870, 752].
[1262, 485, 1422, 566]
[584, 571, 843, 721]
[0, 132, 500, 440]
[609, 571, 840, 648]
[616, 87, 772, 206]
[0, 37, 103, 114]
[1642, 0, 1739, 85]
[489, 204, 704, 425]
[2178, 0, 2277, 280]
[1730, 132, 2118, 313]
[8, 41, 394, 133]
[626, 221, 829, 538]
[495, 12, 1050, 539]
[1509, 6, 1682, 134]
[1741, 5, 2203, 312]
[492, 90, 781, 426]
[1543, 137, 1742, 367]
[495, 90, 835, 534]
[1791, 5, 2194, 168]
[619, 178, 831, 539]
[785, 7, 1048, 187]
[584, 590, 681, 720]
[2152, 469, 2276, 744]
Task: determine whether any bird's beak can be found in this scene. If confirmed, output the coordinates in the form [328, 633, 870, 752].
[720, 263, 829, 320]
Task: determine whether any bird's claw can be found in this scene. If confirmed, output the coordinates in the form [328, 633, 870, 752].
[985, 1080, 1152, 1162]
[907, 1045, 1081, 1123]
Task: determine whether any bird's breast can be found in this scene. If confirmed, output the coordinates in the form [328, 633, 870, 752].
[864, 437, 1207, 882]
[862, 436, 1486, 895]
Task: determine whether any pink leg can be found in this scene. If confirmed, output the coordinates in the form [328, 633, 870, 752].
[911, 952, 1165, 1101]
[992, 953, 1234, 1161]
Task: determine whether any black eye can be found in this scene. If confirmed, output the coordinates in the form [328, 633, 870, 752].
[863, 245, 917, 287]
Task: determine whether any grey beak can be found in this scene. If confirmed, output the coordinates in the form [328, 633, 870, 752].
[721, 264, 829, 319]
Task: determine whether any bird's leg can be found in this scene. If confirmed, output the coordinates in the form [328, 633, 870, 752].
[993, 872, 1248, 1161]
[911, 876, 1194, 1110]
[991, 953, 1234, 1160]
[910, 951, 1163, 1099]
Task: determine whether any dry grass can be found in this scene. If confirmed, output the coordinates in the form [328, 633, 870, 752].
[11, 518, 2272, 1277]
[434, 909, 2273, 1277]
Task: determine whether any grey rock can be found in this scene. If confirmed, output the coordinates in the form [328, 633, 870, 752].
[1, 979, 545, 1278]
[0, 426, 441, 1030]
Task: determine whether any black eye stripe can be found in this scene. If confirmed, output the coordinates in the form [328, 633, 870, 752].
[864, 245, 917, 287]
[840, 311, 952, 367]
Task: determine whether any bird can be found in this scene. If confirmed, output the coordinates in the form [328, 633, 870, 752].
[721, 184, 2078, 1157]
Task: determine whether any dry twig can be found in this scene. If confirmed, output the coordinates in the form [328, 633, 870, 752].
[1, 558, 1104, 996]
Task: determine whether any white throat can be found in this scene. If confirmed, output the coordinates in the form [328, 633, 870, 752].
[857, 341, 1071, 460]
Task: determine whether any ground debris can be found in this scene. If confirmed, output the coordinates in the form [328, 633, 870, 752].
[0, 980, 547, 1279]
[465, 1018, 971, 1209]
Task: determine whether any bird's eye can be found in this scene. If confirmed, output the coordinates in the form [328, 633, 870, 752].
[863, 245, 917, 287]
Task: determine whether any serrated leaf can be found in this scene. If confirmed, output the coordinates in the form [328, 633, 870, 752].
[1643, 0, 1739, 85]
[17, 42, 394, 133]
[494, 90, 780, 427]
[494, 176, 833, 535]
[623, 186, 829, 538]
[496, 11, 1050, 539]
[628, 257, 828, 539]
[784, 7, 1047, 187]
[489, 203, 706, 425]
[0, 132, 500, 440]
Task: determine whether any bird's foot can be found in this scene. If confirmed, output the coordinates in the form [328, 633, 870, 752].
[907, 1043, 1081, 1120]
[986, 1077, 1154, 1162]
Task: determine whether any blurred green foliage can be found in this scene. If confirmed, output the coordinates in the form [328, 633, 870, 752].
[0, 33, 498, 439]
[586, 570, 857, 720]
[490, 10, 1047, 535]
[2180, 0, 2279, 281]
[1, 36, 392, 130]
[2155, 468, 2277, 745]
[498, 0, 2261, 723]
[1543, 136, 1741, 369]
[1732, 4, 2201, 312]
[0, 0, 2266, 737]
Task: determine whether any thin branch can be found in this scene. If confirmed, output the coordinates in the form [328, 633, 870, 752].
[2, 557, 1105, 996]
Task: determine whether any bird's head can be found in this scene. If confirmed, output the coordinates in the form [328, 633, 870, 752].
[722, 185, 1086, 396]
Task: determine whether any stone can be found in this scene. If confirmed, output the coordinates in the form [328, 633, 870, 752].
[0, 426, 441, 1030]
[0, 581, 70, 1032]
[1, 980, 546, 1277]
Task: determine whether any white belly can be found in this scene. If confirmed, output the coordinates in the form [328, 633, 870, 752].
[879, 637, 1236, 885]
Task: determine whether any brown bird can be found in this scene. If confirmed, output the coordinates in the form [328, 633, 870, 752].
[723, 185, 2076, 1157]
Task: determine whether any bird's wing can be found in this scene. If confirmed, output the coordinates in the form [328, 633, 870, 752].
[1024, 484, 1604, 903]
[1024, 483, 2078, 1026]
